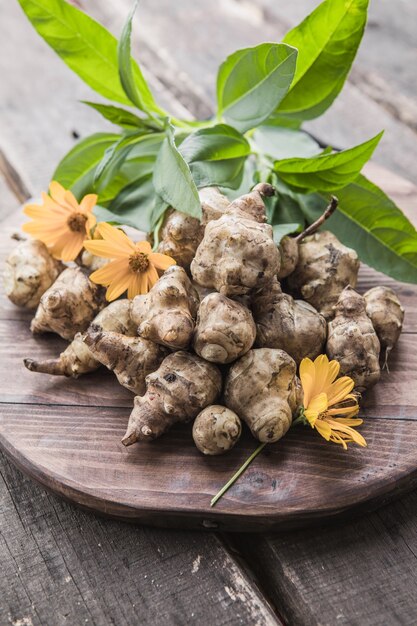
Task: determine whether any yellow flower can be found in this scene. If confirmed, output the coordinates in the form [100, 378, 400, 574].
[22, 181, 97, 262]
[299, 355, 366, 450]
[84, 222, 176, 301]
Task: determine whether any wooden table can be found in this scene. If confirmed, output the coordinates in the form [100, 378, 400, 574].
[1, 1, 417, 624]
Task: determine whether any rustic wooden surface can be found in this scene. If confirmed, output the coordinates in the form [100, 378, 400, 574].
[1, 0, 417, 624]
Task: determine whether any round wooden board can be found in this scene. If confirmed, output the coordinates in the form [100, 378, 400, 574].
[1, 163, 417, 532]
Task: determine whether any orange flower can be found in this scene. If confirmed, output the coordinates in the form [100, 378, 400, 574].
[84, 222, 175, 301]
[22, 181, 97, 262]
[299, 355, 366, 449]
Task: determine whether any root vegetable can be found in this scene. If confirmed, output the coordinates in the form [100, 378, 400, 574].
[24, 300, 135, 377]
[327, 286, 380, 391]
[83, 326, 169, 395]
[199, 186, 230, 225]
[193, 292, 256, 363]
[277, 197, 339, 280]
[191, 183, 280, 296]
[287, 230, 360, 319]
[130, 265, 199, 350]
[122, 352, 222, 445]
[192, 405, 242, 455]
[30, 267, 105, 341]
[364, 286, 404, 367]
[252, 279, 326, 363]
[224, 348, 302, 443]
[157, 209, 204, 270]
[3, 239, 64, 309]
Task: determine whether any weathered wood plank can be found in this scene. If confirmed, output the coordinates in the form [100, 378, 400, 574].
[0, 451, 280, 626]
[236, 489, 417, 626]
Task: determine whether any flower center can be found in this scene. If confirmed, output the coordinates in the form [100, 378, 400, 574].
[129, 251, 149, 273]
[67, 212, 88, 233]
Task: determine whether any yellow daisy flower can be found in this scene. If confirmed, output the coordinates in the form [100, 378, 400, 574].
[84, 222, 176, 301]
[299, 355, 366, 449]
[22, 181, 97, 262]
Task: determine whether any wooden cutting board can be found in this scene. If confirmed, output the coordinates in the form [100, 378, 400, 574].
[1, 163, 416, 532]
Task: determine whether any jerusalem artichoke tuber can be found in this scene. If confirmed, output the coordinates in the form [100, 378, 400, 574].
[287, 230, 360, 319]
[252, 279, 326, 363]
[24, 299, 135, 377]
[224, 348, 302, 443]
[3, 239, 64, 309]
[199, 186, 230, 225]
[193, 292, 256, 363]
[191, 183, 280, 296]
[364, 286, 404, 367]
[192, 405, 242, 455]
[122, 352, 222, 445]
[327, 286, 380, 391]
[83, 326, 169, 395]
[156, 209, 204, 270]
[30, 267, 105, 341]
[130, 265, 199, 350]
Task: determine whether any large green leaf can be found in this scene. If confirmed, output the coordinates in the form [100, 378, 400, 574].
[274, 0, 369, 121]
[94, 173, 154, 232]
[153, 127, 201, 219]
[17, 0, 159, 108]
[298, 175, 417, 284]
[274, 133, 382, 192]
[179, 124, 250, 188]
[217, 43, 297, 133]
[117, 2, 164, 116]
[53, 132, 122, 198]
[82, 101, 158, 130]
[252, 127, 322, 160]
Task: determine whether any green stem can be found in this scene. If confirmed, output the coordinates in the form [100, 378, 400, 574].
[210, 443, 266, 507]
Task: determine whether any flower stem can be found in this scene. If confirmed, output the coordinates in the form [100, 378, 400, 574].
[210, 443, 266, 507]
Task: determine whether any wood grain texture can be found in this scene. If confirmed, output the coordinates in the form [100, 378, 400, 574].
[0, 452, 280, 626]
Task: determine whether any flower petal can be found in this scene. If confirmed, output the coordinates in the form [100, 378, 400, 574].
[327, 377, 355, 406]
[97, 222, 136, 253]
[149, 252, 176, 271]
[89, 258, 130, 285]
[127, 273, 142, 299]
[135, 240, 152, 254]
[146, 265, 159, 291]
[83, 240, 129, 259]
[79, 194, 98, 213]
[314, 419, 332, 441]
[304, 392, 328, 425]
[105, 272, 133, 301]
[299, 358, 315, 406]
[59, 233, 85, 262]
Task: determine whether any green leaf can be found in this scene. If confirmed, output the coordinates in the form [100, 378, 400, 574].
[273, 223, 302, 245]
[53, 132, 122, 198]
[179, 124, 250, 188]
[153, 127, 201, 219]
[275, 0, 369, 121]
[252, 127, 322, 160]
[217, 43, 298, 133]
[274, 132, 383, 192]
[117, 1, 164, 116]
[94, 173, 154, 232]
[17, 0, 153, 106]
[82, 101, 156, 130]
[298, 175, 417, 284]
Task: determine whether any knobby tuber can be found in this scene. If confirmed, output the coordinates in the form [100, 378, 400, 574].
[199, 186, 230, 225]
[83, 326, 169, 395]
[224, 348, 302, 443]
[191, 183, 280, 296]
[131, 265, 199, 350]
[122, 352, 222, 445]
[157, 209, 204, 270]
[3, 239, 64, 309]
[24, 299, 135, 377]
[193, 292, 256, 363]
[327, 286, 380, 391]
[277, 197, 339, 280]
[364, 286, 404, 367]
[30, 267, 105, 340]
[192, 405, 242, 455]
[252, 279, 326, 363]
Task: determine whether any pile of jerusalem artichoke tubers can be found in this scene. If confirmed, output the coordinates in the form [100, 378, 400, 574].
[4, 183, 404, 455]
